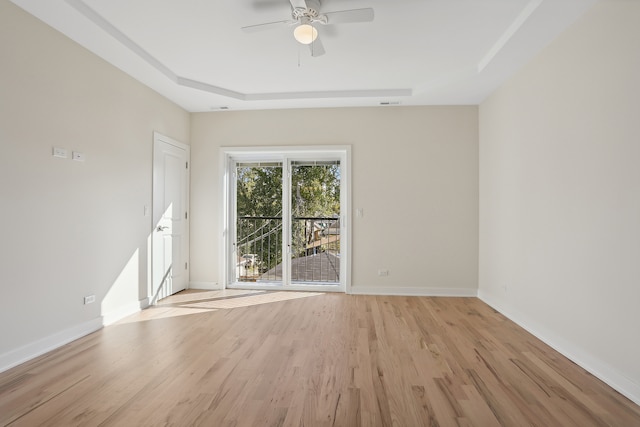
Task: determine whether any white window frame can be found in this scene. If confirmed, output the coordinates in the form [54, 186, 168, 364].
[220, 146, 351, 293]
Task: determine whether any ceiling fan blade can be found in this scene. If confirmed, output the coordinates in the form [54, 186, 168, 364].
[289, 0, 308, 9]
[309, 36, 325, 57]
[241, 19, 295, 33]
[323, 8, 374, 25]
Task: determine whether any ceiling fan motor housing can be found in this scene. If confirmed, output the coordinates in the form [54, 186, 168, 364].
[292, 0, 321, 21]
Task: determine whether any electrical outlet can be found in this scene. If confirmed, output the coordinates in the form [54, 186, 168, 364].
[378, 269, 389, 277]
[84, 295, 96, 304]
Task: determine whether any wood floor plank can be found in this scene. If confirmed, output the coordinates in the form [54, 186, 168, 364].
[1, 291, 639, 427]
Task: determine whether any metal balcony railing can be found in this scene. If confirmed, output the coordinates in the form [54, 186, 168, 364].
[236, 216, 340, 284]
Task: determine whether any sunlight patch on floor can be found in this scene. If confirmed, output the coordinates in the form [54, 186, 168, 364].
[116, 306, 218, 323]
[180, 291, 324, 310]
[115, 289, 324, 324]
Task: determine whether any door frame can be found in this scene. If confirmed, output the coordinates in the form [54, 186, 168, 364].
[151, 132, 190, 301]
[220, 145, 351, 293]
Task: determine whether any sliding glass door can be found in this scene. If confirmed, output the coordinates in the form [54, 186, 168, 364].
[223, 148, 349, 292]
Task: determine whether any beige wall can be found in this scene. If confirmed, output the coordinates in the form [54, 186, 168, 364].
[0, 2, 189, 367]
[190, 106, 479, 294]
[479, 0, 640, 403]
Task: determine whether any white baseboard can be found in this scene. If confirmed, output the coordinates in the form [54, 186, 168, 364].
[478, 290, 640, 407]
[189, 281, 223, 290]
[139, 297, 150, 310]
[350, 286, 478, 297]
[102, 300, 148, 326]
[0, 317, 103, 374]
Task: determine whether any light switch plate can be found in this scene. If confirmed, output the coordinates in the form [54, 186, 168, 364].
[72, 151, 86, 162]
[53, 147, 67, 158]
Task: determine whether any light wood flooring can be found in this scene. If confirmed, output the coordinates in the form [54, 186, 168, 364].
[1, 290, 639, 426]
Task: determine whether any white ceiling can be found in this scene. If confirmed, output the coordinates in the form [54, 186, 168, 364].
[12, 0, 596, 112]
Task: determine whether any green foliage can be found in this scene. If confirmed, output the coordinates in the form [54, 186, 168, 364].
[291, 164, 340, 217]
[236, 163, 340, 218]
[237, 166, 283, 217]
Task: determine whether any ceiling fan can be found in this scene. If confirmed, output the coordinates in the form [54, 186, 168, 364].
[241, 0, 375, 57]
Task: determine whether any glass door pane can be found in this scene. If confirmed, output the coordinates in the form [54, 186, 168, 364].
[290, 161, 341, 284]
[235, 162, 283, 283]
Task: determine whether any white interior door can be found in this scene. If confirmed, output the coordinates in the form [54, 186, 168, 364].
[152, 132, 189, 301]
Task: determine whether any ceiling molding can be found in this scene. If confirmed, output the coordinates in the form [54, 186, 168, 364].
[245, 88, 412, 102]
[64, 0, 412, 102]
[65, 0, 176, 80]
[176, 78, 246, 100]
[477, 0, 543, 73]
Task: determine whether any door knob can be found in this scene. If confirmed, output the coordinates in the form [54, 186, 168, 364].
[156, 225, 170, 232]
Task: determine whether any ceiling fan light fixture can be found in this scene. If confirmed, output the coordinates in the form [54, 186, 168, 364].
[293, 23, 318, 45]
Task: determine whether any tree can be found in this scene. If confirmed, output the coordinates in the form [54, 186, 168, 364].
[291, 164, 340, 218]
[237, 165, 282, 217]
